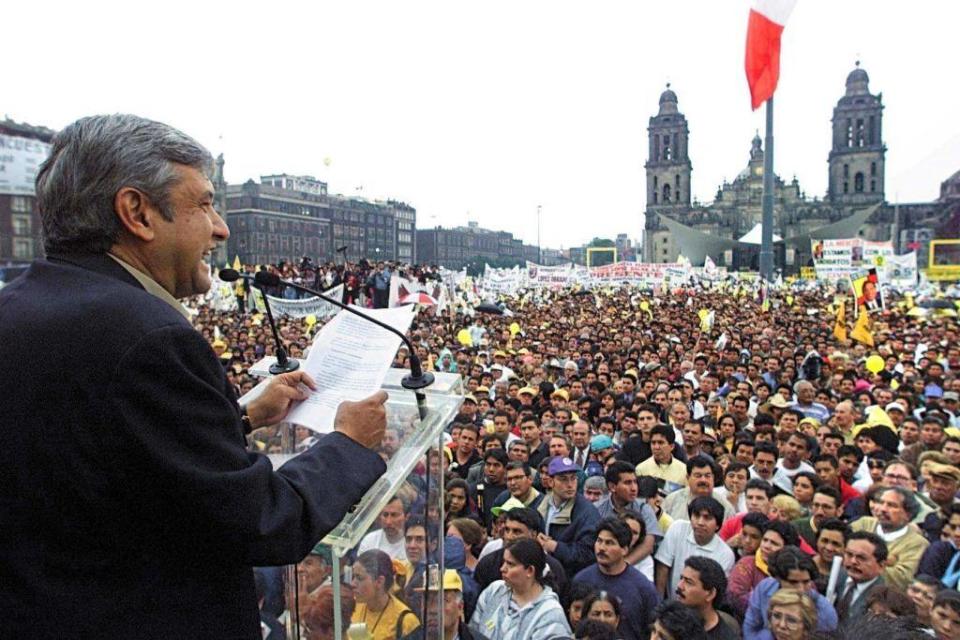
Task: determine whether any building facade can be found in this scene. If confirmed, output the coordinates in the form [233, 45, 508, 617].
[0, 119, 55, 277]
[224, 174, 416, 266]
[643, 64, 956, 272]
[416, 221, 548, 269]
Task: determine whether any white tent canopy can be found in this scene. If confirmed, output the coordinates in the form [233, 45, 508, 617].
[738, 223, 782, 245]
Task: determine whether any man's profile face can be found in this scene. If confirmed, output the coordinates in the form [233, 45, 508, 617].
[150, 165, 228, 298]
[675, 566, 711, 607]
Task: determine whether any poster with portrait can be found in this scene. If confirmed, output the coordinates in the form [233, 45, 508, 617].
[850, 267, 884, 316]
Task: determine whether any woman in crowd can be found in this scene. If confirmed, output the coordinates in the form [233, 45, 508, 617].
[728, 521, 801, 616]
[447, 517, 485, 573]
[717, 414, 739, 453]
[351, 550, 421, 640]
[445, 478, 477, 524]
[790, 472, 819, 517]
[303, 585, 356, 640]
[580, 591, 622, 633]
[767, 590, 818, 640]
[619, 509, 654, 581]
[743, 546, 837, 640]
[469, 539, 572, 639]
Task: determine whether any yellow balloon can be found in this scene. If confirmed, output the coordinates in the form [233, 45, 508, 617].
[304, 314, 317, 327]
[457, 329, 473, 346]
[865, 355, 885, 374]
[786, 295, 794, 306]
[510, 322, 521, 336]
[640, 301, 650, 312]
[697, 308, 710, 321]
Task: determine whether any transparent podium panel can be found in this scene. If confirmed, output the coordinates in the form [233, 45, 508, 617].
[245, 367, 463, 640]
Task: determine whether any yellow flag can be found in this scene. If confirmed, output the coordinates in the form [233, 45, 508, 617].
[851, 310, 874, 347]
[232, 255, 242, 270]
[833, 302, 847, 342]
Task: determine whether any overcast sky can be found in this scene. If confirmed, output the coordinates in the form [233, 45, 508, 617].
[6, 1, 958, 250]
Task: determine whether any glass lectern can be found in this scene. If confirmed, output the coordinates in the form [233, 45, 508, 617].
[244, 364, 463, 640]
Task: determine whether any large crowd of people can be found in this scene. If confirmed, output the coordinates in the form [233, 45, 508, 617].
[198, 258, 960, 640]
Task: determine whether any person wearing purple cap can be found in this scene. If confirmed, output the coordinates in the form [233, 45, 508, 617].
[535, 455, 601, 576]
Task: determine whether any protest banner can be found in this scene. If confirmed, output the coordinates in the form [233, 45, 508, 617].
[266, 284, 344, 319]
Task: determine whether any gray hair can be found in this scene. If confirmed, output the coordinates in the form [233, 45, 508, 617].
[879, 486, 921, 520]
[36, 114, 213, 253]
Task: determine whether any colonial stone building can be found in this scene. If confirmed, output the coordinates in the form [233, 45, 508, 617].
[224, 174, 416, 266]
[644, 64, 957, 272]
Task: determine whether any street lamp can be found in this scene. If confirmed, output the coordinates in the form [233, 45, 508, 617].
[537, 204, 542, 264]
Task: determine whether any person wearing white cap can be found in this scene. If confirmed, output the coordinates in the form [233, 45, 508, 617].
[884, 402, 907, 429]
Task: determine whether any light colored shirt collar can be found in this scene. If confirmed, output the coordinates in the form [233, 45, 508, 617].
[108, 254, 190, 321]
[847, 575, 880, 601]
[877, 524, 910, 543]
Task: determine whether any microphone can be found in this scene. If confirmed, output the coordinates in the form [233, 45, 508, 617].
[218, 269, 300, 375]
[251, 270, 435, 418]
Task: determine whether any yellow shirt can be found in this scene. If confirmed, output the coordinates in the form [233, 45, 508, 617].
[636, 457, 688, 490]
[351, 595, 420, 640]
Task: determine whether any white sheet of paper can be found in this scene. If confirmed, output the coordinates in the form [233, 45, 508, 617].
[285, 305, 415, 433]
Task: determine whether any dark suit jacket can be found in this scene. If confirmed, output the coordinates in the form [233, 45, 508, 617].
[836, 571, 885, 626]
[0, 253, 386, 639]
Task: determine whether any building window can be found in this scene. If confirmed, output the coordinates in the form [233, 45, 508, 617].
[870, 162, 877, 177]
[855, 119, 865, 147]
[846, 119, 853, 147]
[843, 182, 849, 194]
[868, 115, 876, 145]
[12, 214, 31, 236]
[13, 238, 33, 259]
[662, 135, 671, 161]
[11, 196, 31, 212]
[854, 172, 865, 193]
[870, 180, 876, 192]
[843, 164, 849, 178]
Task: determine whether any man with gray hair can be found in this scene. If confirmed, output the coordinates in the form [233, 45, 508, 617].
[791, 380, 831, 423]
[850, 486, 931, 589]
[0, 114, 390, 638]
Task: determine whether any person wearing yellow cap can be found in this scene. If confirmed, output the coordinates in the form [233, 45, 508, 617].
[402, 570, 476, 640]
[517, 387, 537, 408]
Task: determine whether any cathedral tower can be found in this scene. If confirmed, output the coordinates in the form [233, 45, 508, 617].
[645, 84, 692, 213]
[828, 62, 885, 207]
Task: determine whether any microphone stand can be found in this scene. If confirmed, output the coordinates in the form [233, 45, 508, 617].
[224, 269, 434, 419]
[220, 270, 300, 375]
[260, 286, 301, 375]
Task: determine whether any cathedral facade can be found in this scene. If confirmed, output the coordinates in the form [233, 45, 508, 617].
[643, 64, 957, 273]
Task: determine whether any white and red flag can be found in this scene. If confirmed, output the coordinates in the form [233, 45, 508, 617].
[744, 0, 797, 110]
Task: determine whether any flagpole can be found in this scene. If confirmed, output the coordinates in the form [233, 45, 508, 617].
[759, 96, 775, 282]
